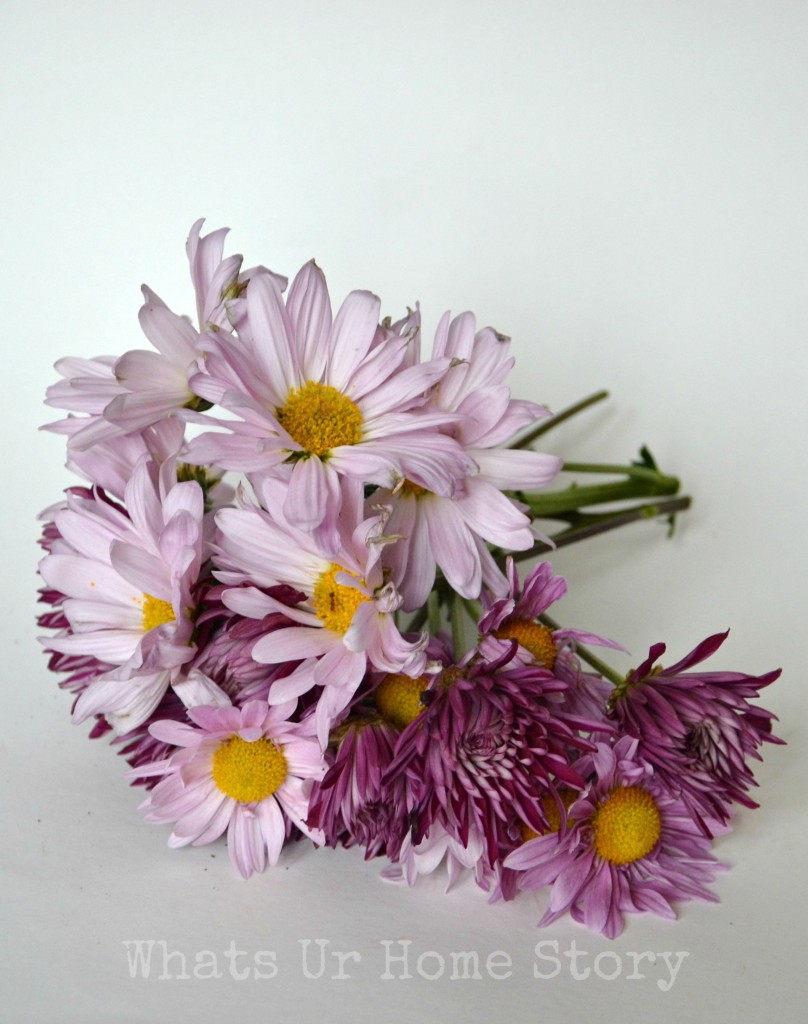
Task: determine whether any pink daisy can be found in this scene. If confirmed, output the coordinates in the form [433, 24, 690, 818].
[505, 736, 726, 938]
[186, 217, 287, 333]
[38, 459, 207, 732]
[214, 478, 428, 745]
[44, 220, 278, 453]
[133, 701, 326, 878]
[382, 822, 491, 893]
[374, 312, 562, 608]
[184, 261, 472, 531]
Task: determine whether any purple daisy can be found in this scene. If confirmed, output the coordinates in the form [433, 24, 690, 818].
[478, 558, 620, 728]
[607, 631, 783, 830]
[133, 701, 326, 878]
[505, 737, 726, 938]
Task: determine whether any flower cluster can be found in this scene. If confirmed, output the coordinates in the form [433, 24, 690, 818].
[38, 221, 782, 937]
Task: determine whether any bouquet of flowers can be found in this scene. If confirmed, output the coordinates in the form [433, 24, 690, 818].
[37, 220, 781, 938]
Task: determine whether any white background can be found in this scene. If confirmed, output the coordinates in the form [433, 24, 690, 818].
[2, 2, 807, 1021]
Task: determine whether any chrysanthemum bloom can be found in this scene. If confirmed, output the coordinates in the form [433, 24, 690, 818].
[478, 558, 618, 727]
[133, 701, 326, 878]
[374, 312, 562, 608]
[184, 261, 472, 531]
[215, 479, 428, 745]
[307, 713, 407, 859]
[607, 631, 783, 830]
[38, 460, 207, 732]
[381, 646, 596, 871]
[505, 737, 726, 938]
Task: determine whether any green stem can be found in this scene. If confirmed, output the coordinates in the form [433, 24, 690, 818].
[509, 495, 692, 562]
[560, 460, 677, 483]
[451, 594, 467, 660]
[539, 613, 624, 687]
[510, 390, 610, 449]
[516, 477, 680, 518]
[407, 603, 428, 633]
[427, 591, 442, 636]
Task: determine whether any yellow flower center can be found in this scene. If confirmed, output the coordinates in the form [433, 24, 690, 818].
[312, 564, 368, 634]
[495, 618, 556, 669]
[374, 673, 429, 728]
[141, 594, 176, 632]
[400, 479, 429, 498]
[520, 789, 577, 841]
[591, 786, 662, 865]
[211, 736, 287, 803]
[277, 381, 363, 456]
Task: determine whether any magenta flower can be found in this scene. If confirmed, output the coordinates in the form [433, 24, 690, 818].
[505, 736, 726, 938]
[478, 558, 619, 727]
[382, 646, 597, 871]
[184, 262, 472, 531]
[133, 701, 326, 878]
[608, 631, 783, 830]
[307, 713, 406, 859]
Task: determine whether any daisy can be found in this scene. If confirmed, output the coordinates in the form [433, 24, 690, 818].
[184, 261, 472, 531]
[133, 701, 326, 878]
[45, 287, 207, 453]
[214, 478, 428, 745]
[374, 312, 562, 609]
[45, 220, 277, 452]
[505, 737, 726, 938]
[607, 631, 783, 830]
[38, 459, 206, 732]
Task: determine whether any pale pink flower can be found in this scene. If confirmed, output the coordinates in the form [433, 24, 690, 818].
[133, 701, 326, 878]
[44, 220, 281, 452]
[186, 217, 287, 332]
[382, 823, 491, 893]
[38, 459, 207, 733]
[214, 478, 428, 745]
[184, 262, 472, 531]
[375, 312, 562, 608]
